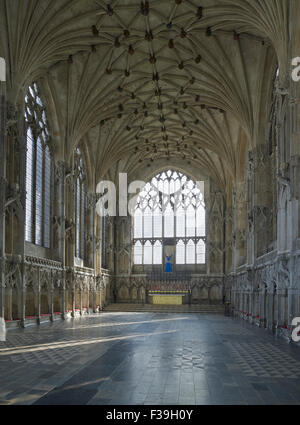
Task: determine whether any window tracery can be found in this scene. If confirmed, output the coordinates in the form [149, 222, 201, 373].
[133, 170, 206, 265]
[25, 83, 52, 248]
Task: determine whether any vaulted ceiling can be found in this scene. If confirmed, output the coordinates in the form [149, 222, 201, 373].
[0, 0, 291, 193]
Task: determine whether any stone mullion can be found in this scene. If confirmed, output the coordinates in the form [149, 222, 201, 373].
[233, 182, 247, 269]
[87, 192, 95, 269]
[247, 152, 254, 265]
[57, 162, 66, 262]
[253, 149, 259, 259]
[95, 214, 100, 273]
[225, 205, 233, 274]
[65, 173, 76, 268]
[16, 102, 27, 327]
[254, 145, 273, 257]
[55, 161, 66, 319]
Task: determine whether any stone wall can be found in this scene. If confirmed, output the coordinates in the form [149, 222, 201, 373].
[3, 253, 111, 326]
[231, 252, 300, 341]
[114, 274, 224, 305]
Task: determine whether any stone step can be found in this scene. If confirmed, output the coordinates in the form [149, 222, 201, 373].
[103, 303, 225, 314]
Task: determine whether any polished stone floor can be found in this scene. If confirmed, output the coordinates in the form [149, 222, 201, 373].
[0, 312, 300, 405]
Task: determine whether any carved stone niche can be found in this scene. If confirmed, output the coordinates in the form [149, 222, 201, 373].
[277, 257, 290, 289]
[6, 103, 19, 139]
[54, 161, 65, 185]
[65, 219, 75, 243]
[290, 155, 300, 200]
[247, 268, 254, 287]
[256, 144, 269, 170]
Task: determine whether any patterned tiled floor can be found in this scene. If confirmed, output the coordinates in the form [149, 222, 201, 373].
[227, 342, 300, 379]
[0, 312, 299, 405]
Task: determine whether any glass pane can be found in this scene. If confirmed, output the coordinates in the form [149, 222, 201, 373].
[76, 178, 81, 258]
[81, 185, 85, 259]
[164, 204, 174, 237]
[153, 241, 162, 264]
[186, 205, 195, 237]
[143, 207, 152, 238]
[35, 137, 43, 246]
[186, 240, 196, 264]
[25, 130, 34, 243]
[196, 205, 206, 236]
[134, 242, 142, 265]
[29, 86, 35, 98]
[153, 208, 162, 237]
[176, 241, 185, 264]
[144, 241, 152, 265]
[36, 96, 43, 106]
[134, 210, 143, 238]
[197, 240, 206, 264]
[176, 207, 185, 237]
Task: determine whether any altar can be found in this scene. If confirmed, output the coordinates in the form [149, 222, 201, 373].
[149, 293, 184, 305]
[146, 271, 191, 305]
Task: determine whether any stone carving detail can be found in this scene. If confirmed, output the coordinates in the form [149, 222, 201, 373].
[114, 275, 224, 304]
[232, 253, 299, 336]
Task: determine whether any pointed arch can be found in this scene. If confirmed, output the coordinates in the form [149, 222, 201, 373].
[25, 82, 52, 248]
[133, 169, 206, 265]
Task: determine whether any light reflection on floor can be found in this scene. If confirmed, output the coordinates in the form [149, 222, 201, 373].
[0, 312, 299, 405]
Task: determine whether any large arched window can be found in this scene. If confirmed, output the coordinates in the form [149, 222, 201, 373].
[25, 83, 52, 248]
[133, 170, 206, 265]
[74, 148, 86, 260]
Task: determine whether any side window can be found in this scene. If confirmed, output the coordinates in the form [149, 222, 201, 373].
[25, 83, 52, 248]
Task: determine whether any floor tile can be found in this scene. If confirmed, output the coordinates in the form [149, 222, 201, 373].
[0, 312, 299, 405]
